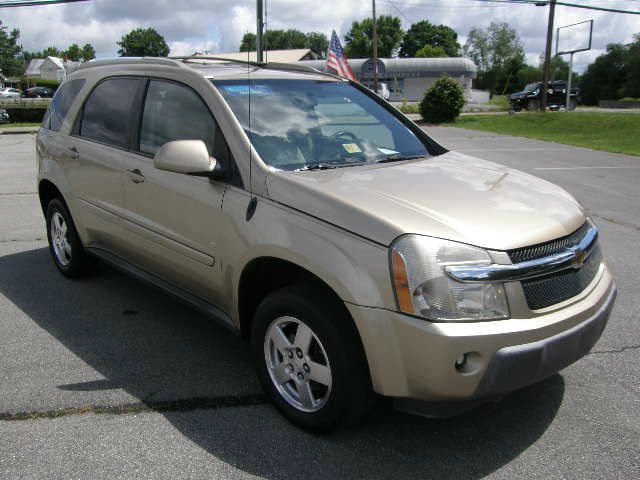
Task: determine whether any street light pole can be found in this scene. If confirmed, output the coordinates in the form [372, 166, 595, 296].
[541, 0, 557, 111]
[372, 0, 379, 94]
[256, 0, 264, 63]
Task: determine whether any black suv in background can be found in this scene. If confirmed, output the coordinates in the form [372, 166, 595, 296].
[509, 81, 579, 111]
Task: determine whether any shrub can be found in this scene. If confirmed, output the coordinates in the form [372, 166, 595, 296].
[419, 76, 465, 124]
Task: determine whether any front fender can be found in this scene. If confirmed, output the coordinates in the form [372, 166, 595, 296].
[220, 187, 396, 327]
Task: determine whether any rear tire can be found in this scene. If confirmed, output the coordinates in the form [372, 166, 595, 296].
[251, 283, 375, 432]
[46, 198, 92, 278]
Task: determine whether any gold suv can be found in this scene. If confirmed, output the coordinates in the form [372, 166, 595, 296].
[37, 57, 616, 431]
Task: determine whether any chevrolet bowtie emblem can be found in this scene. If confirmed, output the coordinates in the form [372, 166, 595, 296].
[571, 246, 588, 269]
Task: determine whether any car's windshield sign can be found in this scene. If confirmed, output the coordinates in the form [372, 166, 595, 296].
[213, 79, 430, 171]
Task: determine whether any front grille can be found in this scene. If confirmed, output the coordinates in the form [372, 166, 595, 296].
[508, 223, 602, 310]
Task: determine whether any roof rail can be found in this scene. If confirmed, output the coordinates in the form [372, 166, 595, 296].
[171, 56, 345, 80]
[75, 57, 186, 72]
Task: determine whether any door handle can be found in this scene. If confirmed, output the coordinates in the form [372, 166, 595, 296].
[126, 168, 145, 184]
[68, 147, 79, 160]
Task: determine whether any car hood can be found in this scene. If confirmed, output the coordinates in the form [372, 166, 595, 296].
[266, 151, 585, 250]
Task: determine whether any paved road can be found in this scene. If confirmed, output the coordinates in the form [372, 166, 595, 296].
[0, 130, 638, 479]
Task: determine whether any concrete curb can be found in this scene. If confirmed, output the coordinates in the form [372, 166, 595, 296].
[0, 127, 39, 135]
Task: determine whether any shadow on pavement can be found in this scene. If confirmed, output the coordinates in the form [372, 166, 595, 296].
[0, 247, 565, 479]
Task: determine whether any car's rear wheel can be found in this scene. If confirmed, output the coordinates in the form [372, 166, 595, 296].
[251, 283, 375, 431]
[46, 198, 92, 277]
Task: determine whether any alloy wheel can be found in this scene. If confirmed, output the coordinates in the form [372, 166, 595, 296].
[264, 316, 332, 413]
[50, 212, 72, 266]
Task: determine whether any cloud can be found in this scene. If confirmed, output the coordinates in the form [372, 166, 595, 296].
[0, 0, 638, 71]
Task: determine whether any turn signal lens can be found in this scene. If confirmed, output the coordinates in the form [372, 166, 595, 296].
[391, 249, 414, 314]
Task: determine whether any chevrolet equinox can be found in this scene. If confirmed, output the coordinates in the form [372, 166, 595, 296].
[36, 57, 617, 431]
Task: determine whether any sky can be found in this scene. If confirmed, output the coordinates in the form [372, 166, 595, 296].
[1, 0, 639, 72]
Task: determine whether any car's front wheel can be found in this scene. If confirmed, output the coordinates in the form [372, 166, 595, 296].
[251, 283, 375, 431]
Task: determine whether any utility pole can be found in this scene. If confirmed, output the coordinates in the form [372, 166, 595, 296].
[256, 0, 264, 63]
[541, 0, 556, 111]
[372, 0, 379, 94]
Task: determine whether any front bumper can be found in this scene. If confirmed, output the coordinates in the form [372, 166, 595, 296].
[347, 265, 616, 401]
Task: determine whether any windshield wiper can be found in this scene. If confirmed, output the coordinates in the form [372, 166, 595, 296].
[376, 155, 427, 164]
[295, 163, 338, 171]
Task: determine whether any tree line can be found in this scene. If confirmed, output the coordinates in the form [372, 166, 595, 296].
[2, 16, 639, 105]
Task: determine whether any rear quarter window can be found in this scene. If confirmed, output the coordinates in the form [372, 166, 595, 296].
[44, 79, 86, 132]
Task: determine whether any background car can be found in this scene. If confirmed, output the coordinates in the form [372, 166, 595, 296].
[0, 107, 10, 124]
[0, 87, 22, 98]
[23, 87, 55, 98]
[509, 80, 579, 111]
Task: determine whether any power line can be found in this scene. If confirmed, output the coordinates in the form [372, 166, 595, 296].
[476, 0, 640, 14]
[0, 0, 88, 7]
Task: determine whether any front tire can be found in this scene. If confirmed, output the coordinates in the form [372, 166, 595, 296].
[251, 284, 375, 431]
[527, 99, 540, 111]
[46, 198, 92, 278]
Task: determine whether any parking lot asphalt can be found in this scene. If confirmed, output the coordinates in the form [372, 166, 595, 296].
[1, 130, 638, 479]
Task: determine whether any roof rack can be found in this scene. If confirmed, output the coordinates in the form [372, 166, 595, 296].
[72, 56, 345, 82]
[74, 57, 186, 72]
[171, 56, 345, 81]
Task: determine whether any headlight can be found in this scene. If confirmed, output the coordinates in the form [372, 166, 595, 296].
[391, 235, 509, 321]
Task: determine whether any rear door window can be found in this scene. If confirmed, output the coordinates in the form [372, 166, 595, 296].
[80, 77, 141, 149]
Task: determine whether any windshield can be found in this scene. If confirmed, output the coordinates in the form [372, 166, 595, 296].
[524, 83, 540, 93]
[213, 79, 430, 171]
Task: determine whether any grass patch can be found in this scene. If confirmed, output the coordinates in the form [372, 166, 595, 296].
[487, 95, 510, 110]
[397, 102, 419, 114]
[448, 112, 640, 157]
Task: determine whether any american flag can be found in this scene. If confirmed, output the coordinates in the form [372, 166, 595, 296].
[326, 30, 356, 82]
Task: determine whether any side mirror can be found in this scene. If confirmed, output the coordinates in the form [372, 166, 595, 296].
[154, 140, 226, 180]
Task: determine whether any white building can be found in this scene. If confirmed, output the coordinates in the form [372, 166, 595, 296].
[298, 57, 477, 102]
[25, 57, 81, 82]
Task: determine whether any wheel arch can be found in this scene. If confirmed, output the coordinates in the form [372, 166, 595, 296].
[38, 179, 67, 215]
[236, 256, 351, 340]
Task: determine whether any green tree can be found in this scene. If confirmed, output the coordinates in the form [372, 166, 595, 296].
[239, 29, 328, 57]
[64, 43, 82, 61]
[415, 45, 448, 58]
[81, 43, 96, 61]
[621, 34, 640, 98]
[344, 15, 403, 58]
[399, 20, 460, 58]
[239, 32, 256, 52]
[420, 75, 465, 123]
[306, 31, 329, 58]
[463, 22, 524, 94]
[0, 20, 22, 77]
[117, 28, 170, 57]
[42, 46, 62, 57]
[580, 43, 628, 104]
